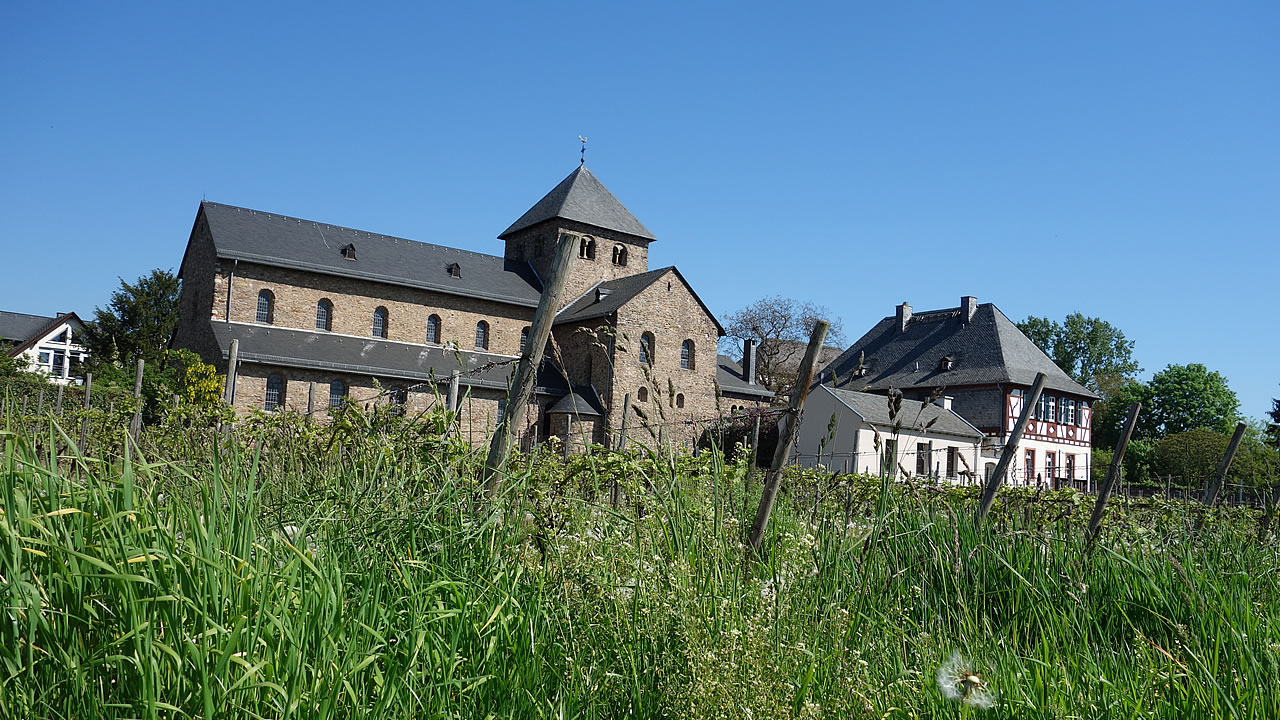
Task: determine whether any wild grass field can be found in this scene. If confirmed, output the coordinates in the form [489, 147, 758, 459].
[2, 406, 1278, 718]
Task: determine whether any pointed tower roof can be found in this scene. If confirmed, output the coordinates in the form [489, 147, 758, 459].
[499, 166, 657, 241]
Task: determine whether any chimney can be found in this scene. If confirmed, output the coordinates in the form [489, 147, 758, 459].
[742, 338, 757, 385]
[896, 302, 912, 333]
[960, 296, 977, 324]
[596, 287, 612, 303]
[935, 395, 954, 411]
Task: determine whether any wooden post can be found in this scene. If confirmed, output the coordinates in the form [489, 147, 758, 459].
[307, 382, 316, 416]
[974, 372, 1047, 527]
[223, 339, 239, 405]
[78, 373, 93, 455]
[55, 385, 64, 415]
[747, 321, 828, 555]
[22, 397, 28, 416]
[616, 393, 632, 451]
[1202, 422, 1247, 506]
[129, 358, 145, 442]
[1085, 402, 1142, 545]
[37, 388, 45, 415]
[447, 371, 460, 412]
[484, 232, 577, 498]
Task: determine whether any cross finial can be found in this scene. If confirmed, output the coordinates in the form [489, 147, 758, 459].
[578, 135, 588, 165]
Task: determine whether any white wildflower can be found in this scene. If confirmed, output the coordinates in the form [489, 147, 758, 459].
[937, 651, 995, 709]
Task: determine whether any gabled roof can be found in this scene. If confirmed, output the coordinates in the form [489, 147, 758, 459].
[0, 311, 55, 345]
[1, 312, 86, 356]
[499, 166, 657, 241]
[716, 355, 774, 400]
[819, 302, 1097, 399]
[555, 266, 727, 335]
[209, 322, 570, 395]
[821, 385, 984, 440]
[548, 386, 606, 417]
[195, 201, 544, 307]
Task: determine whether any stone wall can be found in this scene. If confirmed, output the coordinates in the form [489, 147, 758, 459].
[503, 219, 652, 304]
[172, 215, 224, 367]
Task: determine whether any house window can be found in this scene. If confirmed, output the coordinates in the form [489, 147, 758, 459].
[680, 339, 694, 370]
[637, 387, 648, 402]
[315, 299, 333, 331]
[387, 386, 407, 415]
[1046, 452, 1056, 484]
[675, 393, 685, 409]
[1078, 401, 1090, 428]
[639, 332, 654, 365]
[1024, 449, 1035, 484]
[1060, 398, 1076, 425]
[265, 374, 284, 411]
[1066, 454, 1076, 480]
[520, 326, 530, 353]
[328, 380, 346, 409]
[579, 237, 596, 260]
[474, 321, 489, 350]
[612, 245, 628, 266]
[426, 314, 442, 344]
[372, 307, 388, 338]
[916, 442, 932, 475]
[256, 290, 274, 324]
[52, 351, 66, 377]
[52, 330, 68, 343]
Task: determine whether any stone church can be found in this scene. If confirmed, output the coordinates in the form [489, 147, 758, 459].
[173, 165, 772, 448]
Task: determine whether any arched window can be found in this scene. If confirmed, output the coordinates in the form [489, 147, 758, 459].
[680, 339, 695, 370]
[256, 290, 274, 324]
[676, 393, 685, 409]
[579, 236, 596, 260]
[328, 380, 346, 409]
[265, 374, 284, 411]
[372, 307, 388, 338]
[520, 326, 530, 353]
[315, 299, 333, 331]
[426, 314, 442, 344]
[637, 387, 649, 402]
[612, 245, 628, 266]
[639, 332, 654, 365]
[474, 321, 489, 350]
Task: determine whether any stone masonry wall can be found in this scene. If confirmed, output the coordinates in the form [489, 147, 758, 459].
[503, 220, 652, 304]
[172, 215, 224, 368]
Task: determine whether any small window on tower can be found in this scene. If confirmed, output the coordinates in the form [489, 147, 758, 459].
[612, 245, 628, 266]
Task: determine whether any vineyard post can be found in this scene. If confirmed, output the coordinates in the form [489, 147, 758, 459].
[55, 385, 64, 415]
[1085, 401, 1142, 546]
[22, 397, 28, 416]
[749, 414, 761, 486]
[1201, 422, 1247, 506]
[37, 388, 45, 415]
[223, 339, 239, 405]
[307, 382, 316, 416]
[747, 320, 828, 555]
[129, 358, 144, 442]
[78, 373, 93, 455]
[974, 372, 1047, 527]
[484, 231, 576, 499]
[612, 392, 631, 508]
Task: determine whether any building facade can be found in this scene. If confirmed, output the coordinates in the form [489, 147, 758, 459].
[0, 311, 88, 385]
[173, 165, 746, 448]
[817, 297, 1099, 487]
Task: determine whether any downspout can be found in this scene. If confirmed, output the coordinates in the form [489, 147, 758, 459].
[225, 259, 238, 321]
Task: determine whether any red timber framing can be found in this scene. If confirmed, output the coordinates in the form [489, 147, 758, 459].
[1005, 387, 1091, 448]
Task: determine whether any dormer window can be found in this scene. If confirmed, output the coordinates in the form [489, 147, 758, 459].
[447, 262, 461, 278]
[940, 355, 956, 371]
[341, 243, 357, 260]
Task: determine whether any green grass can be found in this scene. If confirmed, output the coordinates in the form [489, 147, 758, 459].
[2, 411, 1278, 718]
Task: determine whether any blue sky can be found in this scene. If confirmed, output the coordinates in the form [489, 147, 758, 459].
[2, 2, 1277, 419]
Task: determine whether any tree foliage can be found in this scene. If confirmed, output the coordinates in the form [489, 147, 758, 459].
[79, 268, 181, 371]
[723, 295, 844, 397]
[1143, 363, 1240, 438]
[1268, 390, 1280, 449]
[1150, 427, 1277, 488]
[1016, 313, 1139, 396]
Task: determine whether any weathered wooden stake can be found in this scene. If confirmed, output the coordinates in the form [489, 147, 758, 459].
[37, 388, 45, 415]
[55, 385, 65, 415]
[974, 372, 1047, 527]
[307, 382, 316, 416]
[1085, 401, 1142, 545]
[747, 320, 828, 555]
[484, 232, 577, 498]
[1201, 422, 1247, 506]
[612, 393, 632, 509]
[223, 339, 240, 405]
[78, 373, 93, 455]
[129, 358, 145, 442]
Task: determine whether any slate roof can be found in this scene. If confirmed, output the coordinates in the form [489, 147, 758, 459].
[818, 303, 1097, 398]
[555, 266, 727, 335]
[210, 322, 570, 395]
[0, 311, 54, 344]
[821, 386, 984, 439]
[717, 355, 774, 400]
[499, 166, 657, 241]
[548, 386, 606, 416]
[194, 202, 544, 307]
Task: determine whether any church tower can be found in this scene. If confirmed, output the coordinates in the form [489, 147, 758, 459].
[499, 165, 656, 302]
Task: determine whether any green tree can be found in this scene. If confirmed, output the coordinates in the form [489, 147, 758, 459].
[79, 268, 181, 371]
[1143, 363, 1239, 437]
[1016, 313, 1140, 396]
[1268, 391, 1280, 448]
[1151, 427, 1277, 488]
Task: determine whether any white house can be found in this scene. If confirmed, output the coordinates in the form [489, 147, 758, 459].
[0, 311, 89, 385]
[794, 384, 985, 482]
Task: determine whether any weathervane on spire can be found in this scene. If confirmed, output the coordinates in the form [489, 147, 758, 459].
[578, 135, 588, 165]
